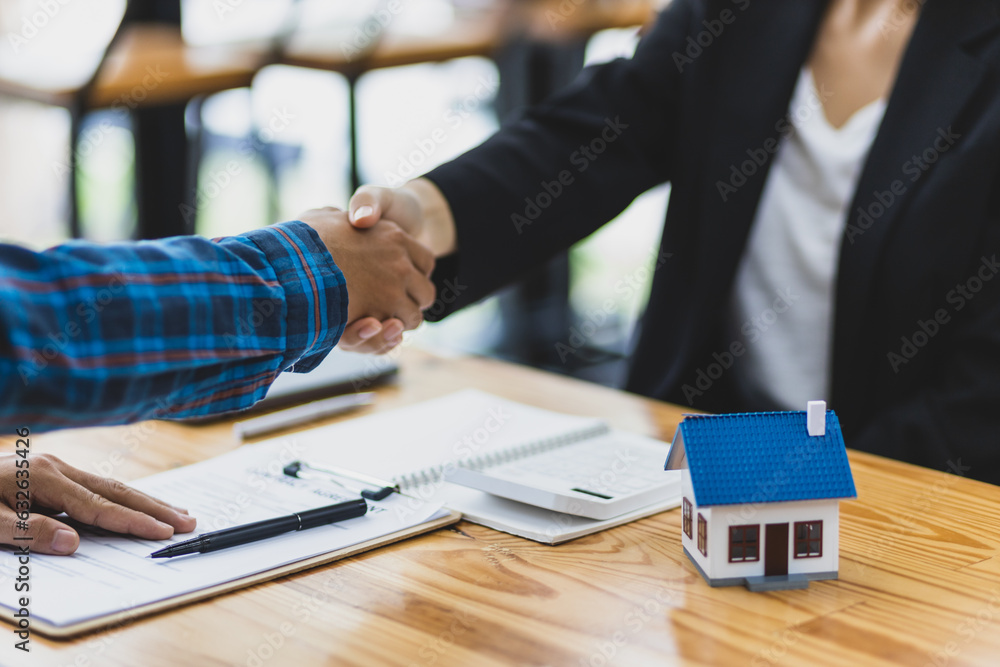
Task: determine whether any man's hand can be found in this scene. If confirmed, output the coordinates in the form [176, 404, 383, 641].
[342, 180, 457, 353]
[299, 207, 436, 354]
[0, 454, 196, 556]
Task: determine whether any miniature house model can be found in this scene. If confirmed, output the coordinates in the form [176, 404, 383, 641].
[665, 401, 856, 592]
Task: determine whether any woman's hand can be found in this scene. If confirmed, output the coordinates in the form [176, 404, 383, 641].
[343, 179, 458, 354]
[0, 453, 196, 555]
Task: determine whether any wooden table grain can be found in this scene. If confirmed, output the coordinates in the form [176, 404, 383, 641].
[3, 349, 1000, 666]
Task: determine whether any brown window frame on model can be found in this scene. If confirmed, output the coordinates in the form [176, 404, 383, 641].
[793, 520, 823, 558]
[697, 514, 707, 556]
[728, 524, 760, 562]
[682, 498, 693, 538]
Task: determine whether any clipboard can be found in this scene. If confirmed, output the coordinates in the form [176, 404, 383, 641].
[14, 509, 460, 640]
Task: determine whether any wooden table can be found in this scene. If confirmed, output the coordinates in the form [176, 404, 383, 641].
[0, 1, 661, 107]
[4, 349, 1000, 666]
[0, 24, 265, 110]
[281, 0, 660, 74]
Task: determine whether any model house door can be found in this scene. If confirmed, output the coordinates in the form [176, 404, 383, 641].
[765, 523, 789, 576]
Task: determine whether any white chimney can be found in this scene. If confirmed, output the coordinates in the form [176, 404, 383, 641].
[807, 401, 826, 436]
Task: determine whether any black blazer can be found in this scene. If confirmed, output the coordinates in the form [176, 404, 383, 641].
[425, 0, 1000, 483]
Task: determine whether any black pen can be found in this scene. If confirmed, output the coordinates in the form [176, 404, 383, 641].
[149, 497, 369, 559]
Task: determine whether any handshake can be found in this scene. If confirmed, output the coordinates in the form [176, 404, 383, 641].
[300, 180, 455, 355]
[0, 180, 455, 554]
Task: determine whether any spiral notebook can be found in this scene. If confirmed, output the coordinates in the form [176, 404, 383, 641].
[264, 390, 682, 543]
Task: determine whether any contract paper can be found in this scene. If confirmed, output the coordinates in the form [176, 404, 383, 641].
[0, 442, 443, 629]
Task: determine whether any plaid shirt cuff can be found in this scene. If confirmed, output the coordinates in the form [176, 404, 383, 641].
[239, 221, 349, 374]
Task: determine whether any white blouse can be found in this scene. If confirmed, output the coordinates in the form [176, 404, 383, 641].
[729, 68, 887, 410]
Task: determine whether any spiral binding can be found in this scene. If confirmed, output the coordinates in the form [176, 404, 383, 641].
[392, 421, 611, 491]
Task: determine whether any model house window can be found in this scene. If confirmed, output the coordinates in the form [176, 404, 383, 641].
[682, 498, 693, 538]
[794, 521, 823, 558]
[697, 514, 707, 556]
[728, 525, 760, 562]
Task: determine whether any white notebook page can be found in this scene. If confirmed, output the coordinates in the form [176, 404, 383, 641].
[270, 389, 608, 491]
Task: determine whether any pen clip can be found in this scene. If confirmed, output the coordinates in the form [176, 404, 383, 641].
[283, 460, 397, 501]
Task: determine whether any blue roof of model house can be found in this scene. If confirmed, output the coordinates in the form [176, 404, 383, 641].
[673, 410, 857, 507]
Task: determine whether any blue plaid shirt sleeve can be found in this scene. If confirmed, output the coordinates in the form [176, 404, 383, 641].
[0, 221, 348, 430]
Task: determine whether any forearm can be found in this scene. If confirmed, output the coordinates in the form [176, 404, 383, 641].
[0, 221, 347, 429]
[417, 2, 695, 316]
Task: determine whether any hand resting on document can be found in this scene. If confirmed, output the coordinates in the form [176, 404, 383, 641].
[0, 454, 195, 556]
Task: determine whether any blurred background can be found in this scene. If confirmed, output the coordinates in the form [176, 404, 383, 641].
[0, 0, 670, 389]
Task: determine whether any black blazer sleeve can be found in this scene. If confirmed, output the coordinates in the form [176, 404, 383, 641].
[423, 0, 698, 318]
